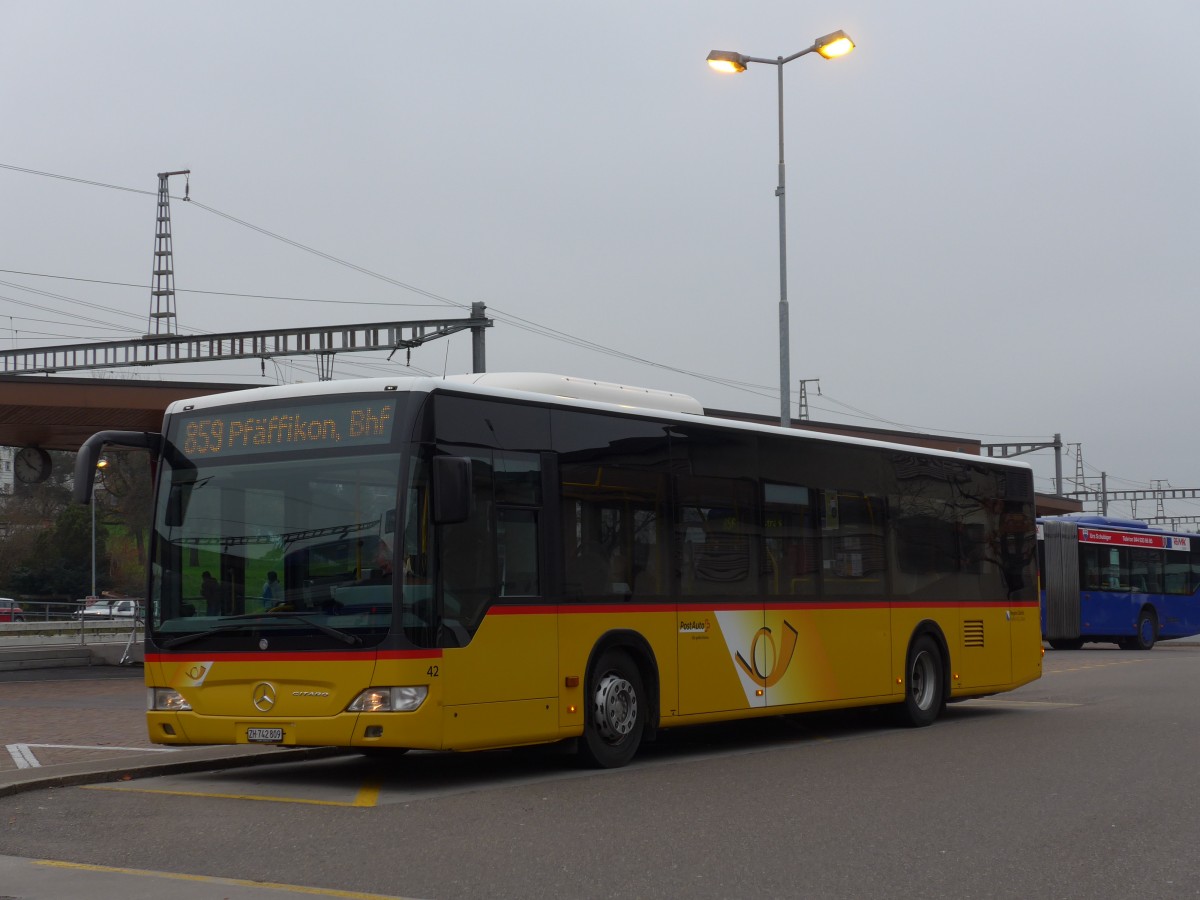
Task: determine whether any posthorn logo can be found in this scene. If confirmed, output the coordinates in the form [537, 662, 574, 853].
[734, 621, 799, 688]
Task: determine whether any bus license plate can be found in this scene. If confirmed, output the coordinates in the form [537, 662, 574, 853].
[247, 728, 284, 743]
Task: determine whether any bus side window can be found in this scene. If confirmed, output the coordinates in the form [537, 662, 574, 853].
[498, 508, 539, 596]
[559, 464, 666, 600]
[762, 483, 818, 598]
[437, 450, 496, 644]
[1101, 547, 1126, 590]
[674, 474, 757, 598]
[823, 490, 886, 598]
[494, 453, 542, 598]
[1081, 547, 1101, 589]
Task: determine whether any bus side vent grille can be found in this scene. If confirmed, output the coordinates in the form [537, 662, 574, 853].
[963, 620, 985, 648]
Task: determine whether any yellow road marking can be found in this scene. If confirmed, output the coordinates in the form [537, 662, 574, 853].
[353, 775, 383, 807]
[35, 858, 416, 898]
[83, 774, 385, 808]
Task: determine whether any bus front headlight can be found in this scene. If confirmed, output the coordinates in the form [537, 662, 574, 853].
[347, 686, 428, 712]
[148, 688, 192, 711]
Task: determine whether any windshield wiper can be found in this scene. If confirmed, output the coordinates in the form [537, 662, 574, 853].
[233, 612, 362, 646]
[161, 623, 256, 650]
[160, 613, 362, 649]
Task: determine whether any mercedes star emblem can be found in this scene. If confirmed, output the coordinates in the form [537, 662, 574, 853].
[252, 682, 276, 712]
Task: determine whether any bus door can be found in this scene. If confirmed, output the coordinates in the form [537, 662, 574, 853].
[433, 448, 558, 748]
[808, 489, 891, 704]
[1040, 519, 1081, 643]
[676, 473, 765, 715]
[1000, 510, 1042, 684]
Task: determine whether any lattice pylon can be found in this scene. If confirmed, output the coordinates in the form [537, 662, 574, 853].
[147, 169, 189, 338]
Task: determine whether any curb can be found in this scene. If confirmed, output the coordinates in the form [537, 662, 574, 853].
[0, 745, 352, 799]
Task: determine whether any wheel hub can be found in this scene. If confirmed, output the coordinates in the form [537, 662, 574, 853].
[593, 672, 638, 742]
[910, 650, 936, 710]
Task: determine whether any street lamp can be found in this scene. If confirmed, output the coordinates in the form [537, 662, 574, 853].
[706, 30, 855, 427]
[90, 457, 108, 600]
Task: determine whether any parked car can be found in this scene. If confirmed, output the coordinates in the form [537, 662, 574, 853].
[78, 599, 142, 619]
[0, 598, 24, 622]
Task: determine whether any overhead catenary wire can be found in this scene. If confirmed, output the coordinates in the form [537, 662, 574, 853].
[12, 168, 1200, 521]
[0, 163, 800, 406]
[0, 162, 1172, 455]
[0, 270, 448, 309]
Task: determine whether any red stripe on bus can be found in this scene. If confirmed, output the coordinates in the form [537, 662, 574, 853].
[379, 649, 444, 659]
[558, 604, 677, 615]
[488, 603, 674, 615]
[486, 599, 1039, 616]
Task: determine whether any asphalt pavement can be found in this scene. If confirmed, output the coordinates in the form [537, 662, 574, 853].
[0, 854, 413, 900]
[0, 659, 344, 800]
[6, 638, 1200, 900]
[0, 655, 388, 899]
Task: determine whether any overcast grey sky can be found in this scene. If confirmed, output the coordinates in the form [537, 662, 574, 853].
[3, 1, 1199, 516]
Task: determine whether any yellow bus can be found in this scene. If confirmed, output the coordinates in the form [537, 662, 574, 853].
[75, 373, 1042, 768]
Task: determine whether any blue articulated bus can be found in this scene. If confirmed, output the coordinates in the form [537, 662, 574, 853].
[1038, 515, 1200, 650]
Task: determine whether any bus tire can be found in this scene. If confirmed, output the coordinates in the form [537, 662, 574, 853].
[578, 649, 645, 768]
[1048, 638, 1083, 651]
[1129, 610, 1157, 651]
[900, 634, 945, 727]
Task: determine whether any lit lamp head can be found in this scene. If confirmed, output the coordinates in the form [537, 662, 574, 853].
[706, 50, 747, 74]
[813, 30, 855, 59]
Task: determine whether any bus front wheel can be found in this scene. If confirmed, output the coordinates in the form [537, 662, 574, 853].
[579, 649, 646, 768]
[900, 635, 945, 727]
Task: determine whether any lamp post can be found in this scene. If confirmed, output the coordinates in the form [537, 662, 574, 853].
[707, 30, 855, 427]
[90, 457, 108, 600]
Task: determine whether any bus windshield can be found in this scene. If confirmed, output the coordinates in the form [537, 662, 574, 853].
[149, 448, 403, 651]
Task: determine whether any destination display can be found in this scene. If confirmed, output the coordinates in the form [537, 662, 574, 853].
[172, 399, 396, 459]
[1078, 527, 1190, 552]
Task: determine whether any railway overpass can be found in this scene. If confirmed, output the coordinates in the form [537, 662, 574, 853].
[0, 375, 252, 479]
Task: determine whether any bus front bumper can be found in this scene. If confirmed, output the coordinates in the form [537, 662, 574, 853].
[147, 709, 445, 750]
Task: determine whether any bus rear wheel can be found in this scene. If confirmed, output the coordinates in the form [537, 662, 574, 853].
[900, 635, 945, 727]
[1122, 610, 1157, 651]
[578, 649, 645, 769]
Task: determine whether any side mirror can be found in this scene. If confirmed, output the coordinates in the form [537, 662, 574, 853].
[432, 456, 473, 524]
[73, 430, 163, 505]
[164, 481, 193, 527]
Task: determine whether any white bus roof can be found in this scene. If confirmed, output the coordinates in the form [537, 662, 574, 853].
[162, 373, 1033, 475]
[163, 373, 703, 416]
[445, 373, 704, 415]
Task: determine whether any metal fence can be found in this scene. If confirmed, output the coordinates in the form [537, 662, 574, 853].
[0, 599, 143, 655]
